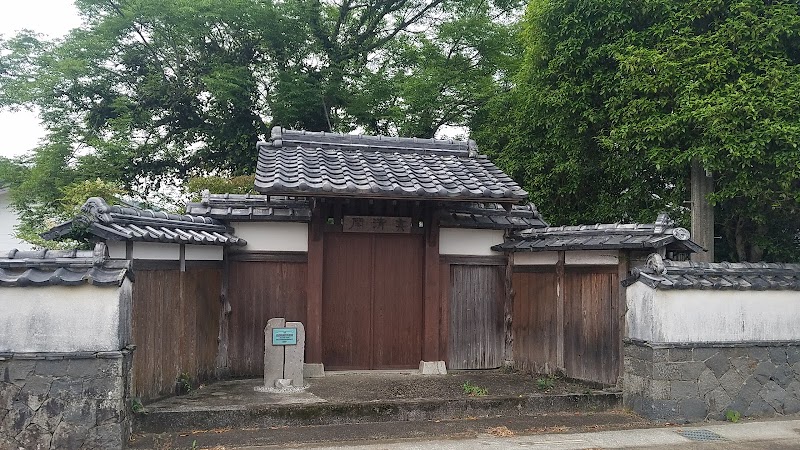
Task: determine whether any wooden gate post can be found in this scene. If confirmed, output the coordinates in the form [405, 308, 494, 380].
[422, 208, 441, 362]
[556, 251, 566, 372]
[306, 201, 324, 364]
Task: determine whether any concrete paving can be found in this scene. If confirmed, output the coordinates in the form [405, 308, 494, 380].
[129, 410, 649, 448]
[129, 415, 800, 449]
[129, 371, 799, 449]
[135, 371, 620, 434]
[298, 418, 800, 450]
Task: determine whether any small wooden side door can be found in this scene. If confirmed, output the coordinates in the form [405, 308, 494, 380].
[448, 264, 505, 369]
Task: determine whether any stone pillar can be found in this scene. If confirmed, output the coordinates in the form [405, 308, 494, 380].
[284, 322, 305, 387]
[263, 318, 286, 388]
[261, 318, 306, 390]
[691, 159, 715, 262]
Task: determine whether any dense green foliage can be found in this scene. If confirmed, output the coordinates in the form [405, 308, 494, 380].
[473, 0, 800, 261]
[3, 0, 798, 261]
[1, 0, 519, 244]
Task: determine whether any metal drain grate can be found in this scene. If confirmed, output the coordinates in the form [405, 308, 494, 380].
[676, 429, 726, 442]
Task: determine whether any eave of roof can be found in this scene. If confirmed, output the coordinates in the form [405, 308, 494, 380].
[185, 193, 312, 222]
[41, 198, 246, 246]
[439, 202, 548, 230]
[492, 213, 704, 253]
[0, 244, 131, 287]
[623, 254, 800, 291]
[254, 127, 528, 202]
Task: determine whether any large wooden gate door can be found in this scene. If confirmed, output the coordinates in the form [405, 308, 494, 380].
[322, 232, 424, 370]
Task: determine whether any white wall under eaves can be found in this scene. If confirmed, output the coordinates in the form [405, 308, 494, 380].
[0, 280, 132, 353]
[626, 282, 800, 343]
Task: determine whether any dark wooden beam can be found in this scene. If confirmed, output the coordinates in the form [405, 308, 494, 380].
[503, 253, 514, 366]
[439, 261, 450, 362]
[306, 200, 325, 364]
[228, 251, 308, 263]
[422, 207, 441, 361]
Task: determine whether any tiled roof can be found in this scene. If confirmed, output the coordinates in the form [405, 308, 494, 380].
[185, 192, 312, 222]
[41, 198, 246, 246]
[439, 203, 548, 230]
[623, 253, 800, 290]
[254, 127, 528, 202]
[493, 213, 703, 253]
[0, 243, 131, 287]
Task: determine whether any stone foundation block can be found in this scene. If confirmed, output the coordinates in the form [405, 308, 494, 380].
[419, 361, 447, 375]
[0, 353, 130, 450]
[624, 341, 800, 423]
[303, 363, 325, 378]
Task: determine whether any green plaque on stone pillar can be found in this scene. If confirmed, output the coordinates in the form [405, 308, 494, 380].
[272, 327, 297, 345]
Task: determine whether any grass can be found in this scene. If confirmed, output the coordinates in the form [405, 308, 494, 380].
[725, 409, 741, 423]
[535, 375, 557, 391]
[462, 381, 489, 396]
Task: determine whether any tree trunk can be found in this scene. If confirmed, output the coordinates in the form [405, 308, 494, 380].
[691, 159, 715, 262]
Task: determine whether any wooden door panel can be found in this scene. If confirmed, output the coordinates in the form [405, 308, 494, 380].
[322, 233, 373, 370]
[448, 265, 504, 369]
[227, 261, 307, 377]
[564, 270, 618, 385]
[512, 270, 558, 373]
[372, 234, 424, 369]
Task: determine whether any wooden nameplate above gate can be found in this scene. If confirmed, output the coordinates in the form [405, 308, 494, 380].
[343, 216, 413, 234]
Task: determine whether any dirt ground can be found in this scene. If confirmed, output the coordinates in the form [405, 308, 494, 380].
[307, 369, 609, 402]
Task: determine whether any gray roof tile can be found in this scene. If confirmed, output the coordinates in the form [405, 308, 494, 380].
[254, 127, 528, 201]
[0, 243, 131, 287]
[41, 198, 246, 246]
[494, 213, 704, 253]
[185, 192, 312, 222]
[623, 253, 800, 290]
[439, 202, 548, 230]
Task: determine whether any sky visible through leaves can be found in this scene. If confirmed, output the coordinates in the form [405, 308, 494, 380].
[0, 1, 81, 158]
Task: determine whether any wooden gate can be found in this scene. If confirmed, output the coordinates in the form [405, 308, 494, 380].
[227, 259, 307, 377]
[564, 268, 619, 384]
[512, 268, 558, 373]
[512, 265, 620, 385]
[448, 264, 505, 369]
[322, 232, 424, 370]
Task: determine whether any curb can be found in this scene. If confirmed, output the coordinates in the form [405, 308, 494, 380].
[134, 392, 621, 433]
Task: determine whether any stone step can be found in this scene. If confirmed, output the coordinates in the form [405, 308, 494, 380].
[133, 392, 621, 434]
[129, 410, 646, 449]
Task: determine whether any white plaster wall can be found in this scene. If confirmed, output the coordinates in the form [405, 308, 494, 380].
[0, 284, 126, 352]
[439, 228, 504, 256]
[513, 252, 559, 265]
[626, 283, 800, 343]
[185, 244, 223, 260]
[0, 189, 32, 251]
[132, 242, 180, 260]
[106, 241, 127, 259]
[625, 282, 656, 342]
[565, 250, 619, 265]
[231, 222, 308, 252]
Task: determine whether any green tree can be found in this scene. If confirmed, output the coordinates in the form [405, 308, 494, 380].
[1, 0, 521, 246]
[474, 0, 800, 262]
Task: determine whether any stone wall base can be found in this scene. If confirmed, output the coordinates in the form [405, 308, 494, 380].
[0, 351, 132, 450]
[624, 340, 800, 422]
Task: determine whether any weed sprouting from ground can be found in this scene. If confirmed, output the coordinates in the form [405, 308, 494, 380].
[462, 381, 488, 396]
[536, 375, 556, 391]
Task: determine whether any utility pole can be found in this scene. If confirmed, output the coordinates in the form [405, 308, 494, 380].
[690, 159, 715, 262]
